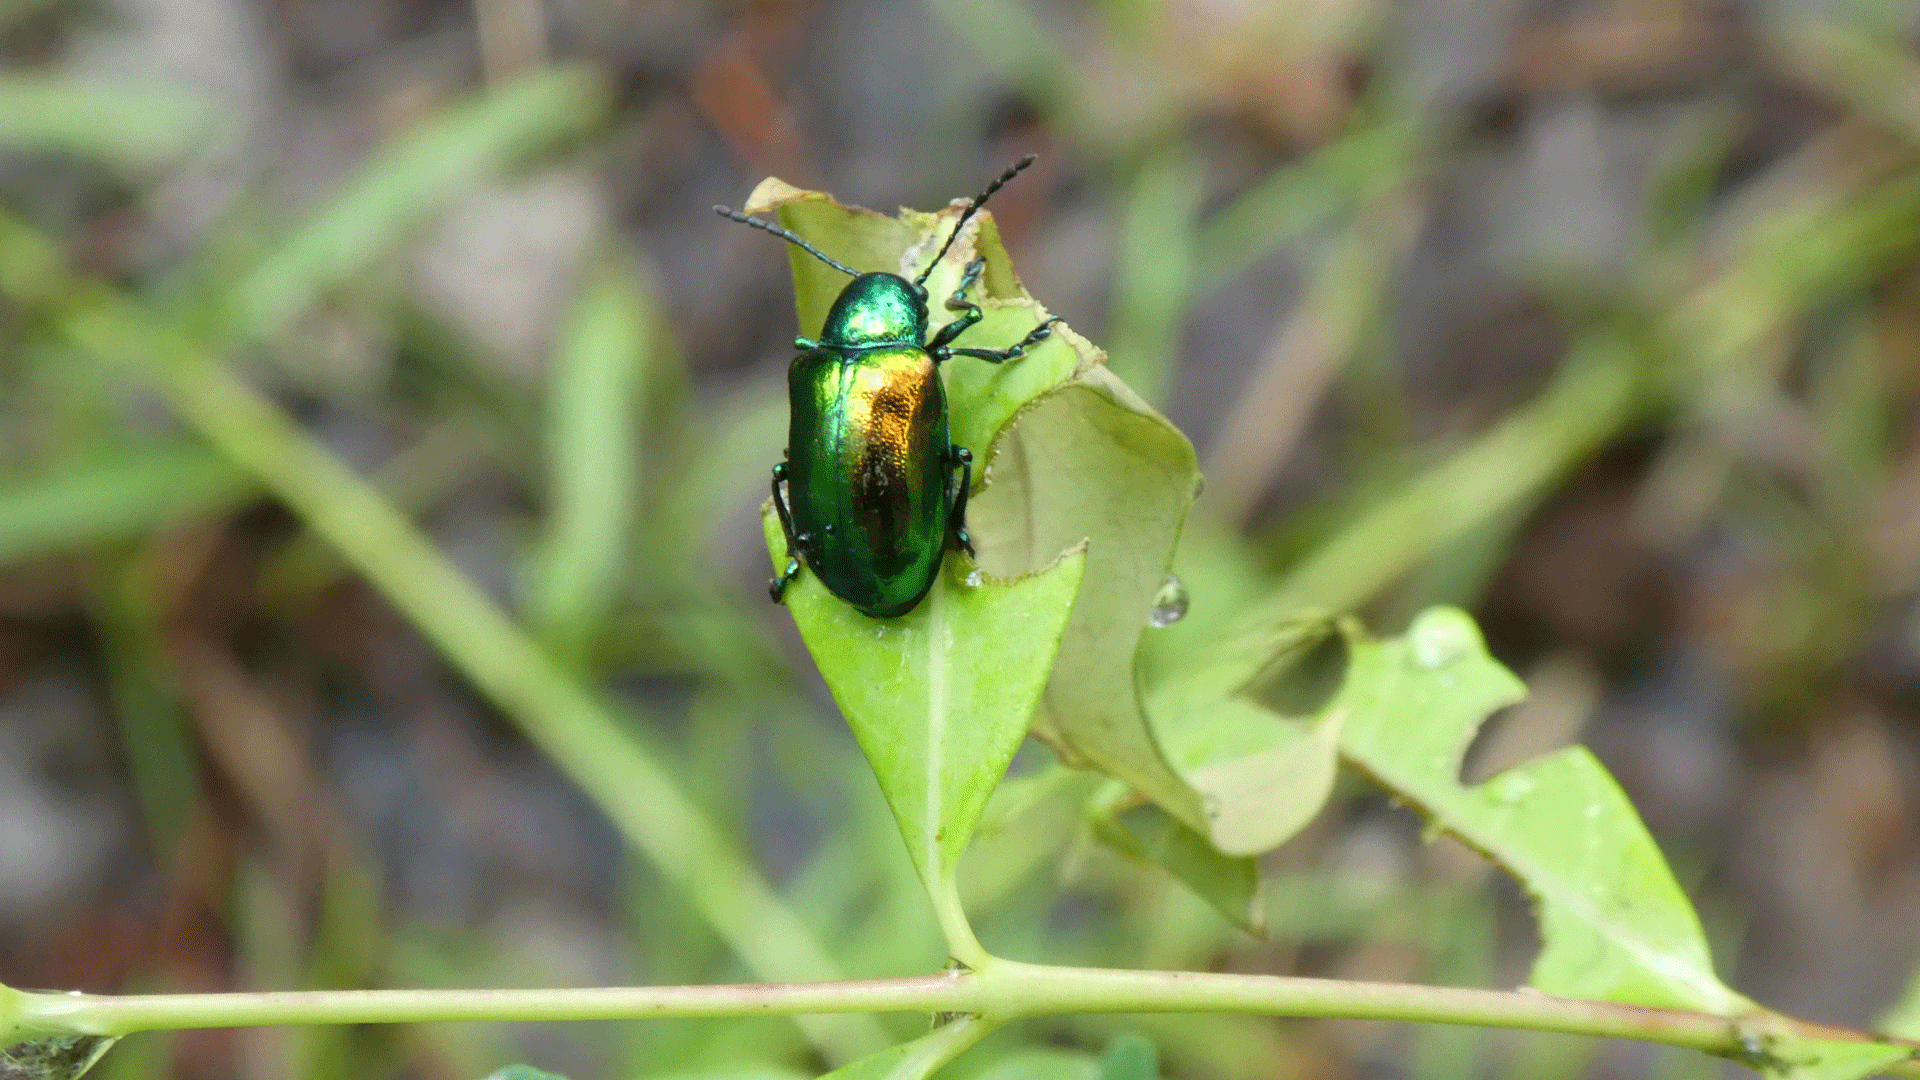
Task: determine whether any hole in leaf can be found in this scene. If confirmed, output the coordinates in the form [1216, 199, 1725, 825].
[1244, 624, 1347, 718]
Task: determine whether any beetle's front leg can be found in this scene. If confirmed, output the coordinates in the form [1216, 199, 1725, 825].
[947, 446, 976, 558]
[769, 460, 803, 602]
[927, 256, 989, 357]
[943, 314, 1062, 365]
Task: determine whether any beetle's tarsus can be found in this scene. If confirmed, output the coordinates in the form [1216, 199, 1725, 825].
[769, 555, 802, 603]
[769, 460, 804, 605]
[927, 257, 989, 357]
[943, 315, 1060, 366]
[949, 447, 976, 556]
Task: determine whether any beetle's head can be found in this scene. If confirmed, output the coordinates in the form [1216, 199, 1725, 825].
[819, 272, 929, 348]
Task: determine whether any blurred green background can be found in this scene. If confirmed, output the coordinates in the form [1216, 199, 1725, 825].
[1, 0, 1919, 1077]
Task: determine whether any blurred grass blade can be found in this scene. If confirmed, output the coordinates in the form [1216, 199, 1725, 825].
[0, 76, 221, 166]
[1105, 148, 1203, 407]
[93, 561, 203, 856]
[230, 65, 606, 337]
[0, 442, 253, 565]
[12, 252, 886, 1063]
[1193, 120, 1418, 292]
[526, 259, 653, 666]
[923, 0, 1076, 130]
[1204, 196, 1420, 523]
[1768, 17, 1920, 149]
[1261, 333, 1639, 617]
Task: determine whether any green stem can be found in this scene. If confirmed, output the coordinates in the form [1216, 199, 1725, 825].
[927, 876, 988, 971]
[43, 291, 888, 1065]
[15, 967, 1916, 1078]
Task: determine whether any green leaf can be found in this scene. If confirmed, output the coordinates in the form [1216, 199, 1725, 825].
[1096, 1034, 1159, 1080]
[0, 987, 117, 1080]
[0, 981, 20, 1043]
[966, 1049, 1099, 1080]
[817, 1019, 994, 1080]
[743, 178, 916, 337]
[231, 65, 606, 337]
[1180, 705, 1344, 856]
[0, 76, 221, 167]
[737, 178, 1101, 913]
[745, 177, 1336, 893]
[763, 509, 1085, 904]
[1879, 965, 1920, 1039]
[1339, 607, 1747, 1015]
[1730, 1032, 1910, 1080]
[973, 371, 1343, 861]
[0, 1033, 116, 1080]
[649, 1070, 808, 1080]
[967, 370, 1208, 836]
[0, 442, 253, 566]
[481, 1067, 571, 1080]
[525, 259, 655, 666]
[1145, 612, 1346, 857]
[1087, 797, 1261, 934]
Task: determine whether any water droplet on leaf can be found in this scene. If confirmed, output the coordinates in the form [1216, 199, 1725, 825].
[965, 569, 983, 588]
[1, 1034, 117, 1080]
[1409, 608, 1478, 668]
[1491, 773, 1535, 805]
[1148, 574, 1189, 627]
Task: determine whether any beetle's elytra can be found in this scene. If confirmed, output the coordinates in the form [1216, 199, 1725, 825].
[716, 156, 1059, 618]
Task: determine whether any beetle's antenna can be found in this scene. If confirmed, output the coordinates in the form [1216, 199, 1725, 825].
[714, 205, 861, 277]
[914, 155, 1037, 288]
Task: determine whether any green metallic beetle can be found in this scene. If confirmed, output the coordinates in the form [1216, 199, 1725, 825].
[716, 156, 1059, 618]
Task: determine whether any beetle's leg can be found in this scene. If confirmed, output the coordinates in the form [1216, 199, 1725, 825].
[948, 447, 976, 557]
[942, 315, 1062, 365]
[769, 460, 803, 602]
[927, 257, 990, 357]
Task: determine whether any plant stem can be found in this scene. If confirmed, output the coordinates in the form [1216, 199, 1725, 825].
[28, 279, 888, 1064]
[17, 967, 1916, 1078]
[927, 877, 989, 971]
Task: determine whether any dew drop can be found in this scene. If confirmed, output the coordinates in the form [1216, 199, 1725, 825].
[1409, 608, 1478, 669]
[1490, 772, 1535, 805]
[965, 569, 983, 588]
[1, 1033, 118, 1080]
[1147, 574, 1190, 628]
